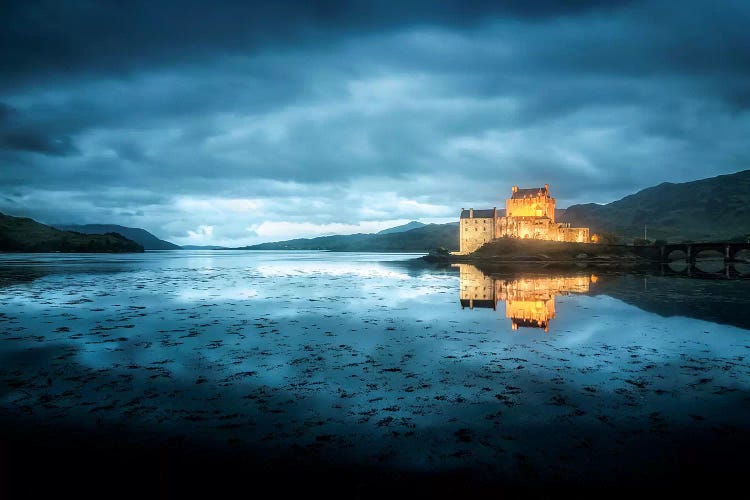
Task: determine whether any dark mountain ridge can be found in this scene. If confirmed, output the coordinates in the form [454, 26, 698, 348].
[241, 222, 459, 252]
[560, 170, 750, 242]
[0, 213, 143, 253]
[54, 224, 180, 250]
[377, 221, 426, 234]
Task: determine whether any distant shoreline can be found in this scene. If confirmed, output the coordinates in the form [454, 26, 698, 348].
[420, 239, 750, 268]
[425, 239, 652, 264]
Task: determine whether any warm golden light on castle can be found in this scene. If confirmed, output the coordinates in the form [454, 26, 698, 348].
[458, 184, 590, 254]
[455, 264, 593, 332]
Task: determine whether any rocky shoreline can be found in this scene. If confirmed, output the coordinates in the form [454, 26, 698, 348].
[422, 239, 657, 268]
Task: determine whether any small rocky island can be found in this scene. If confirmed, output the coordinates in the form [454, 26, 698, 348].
[425, 183, 648, 266]
[425, 237, 649, 265]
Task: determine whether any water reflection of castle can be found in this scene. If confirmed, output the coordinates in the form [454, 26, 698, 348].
[454, 264, 593, 332]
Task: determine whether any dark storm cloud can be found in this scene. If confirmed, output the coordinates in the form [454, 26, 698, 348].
[1, 0, 635, 88]
[1, 0, 749, 244]
[0, 102, 78, 156]
[0, 130, 77, 156]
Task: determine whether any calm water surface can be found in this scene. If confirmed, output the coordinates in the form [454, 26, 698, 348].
[1, 250, 748, 488]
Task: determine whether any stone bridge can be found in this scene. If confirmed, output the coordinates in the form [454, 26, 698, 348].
[658, 242, 750, 263]
[626, 242, 750, 263]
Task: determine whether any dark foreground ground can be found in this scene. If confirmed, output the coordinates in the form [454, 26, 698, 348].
[2, 420, 749, 499]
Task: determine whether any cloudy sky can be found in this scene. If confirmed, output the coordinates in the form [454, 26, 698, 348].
[2, 1, 749, 246]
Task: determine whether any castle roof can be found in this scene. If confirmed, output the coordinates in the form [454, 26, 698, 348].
[511, 187, 549, 199]
[460, 208, 496, 219]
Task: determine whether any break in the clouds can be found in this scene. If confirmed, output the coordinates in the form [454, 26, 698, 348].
[1, 1, 749, 246]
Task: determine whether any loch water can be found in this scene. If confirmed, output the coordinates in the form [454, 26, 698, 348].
[1, 250, 748, 494]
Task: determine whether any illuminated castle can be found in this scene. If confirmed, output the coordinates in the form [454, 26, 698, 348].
[455, 264, 593, 332]
[458, 184, 590, 254]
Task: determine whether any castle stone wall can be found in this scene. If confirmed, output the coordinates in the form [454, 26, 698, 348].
[506, 196, 555, 221]
[500, 217, 558, 239]
[459, 217, 495, 254]
[558, 226, 589, 243]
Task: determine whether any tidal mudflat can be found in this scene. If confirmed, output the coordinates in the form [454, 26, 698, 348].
[0, 251, 748, 496]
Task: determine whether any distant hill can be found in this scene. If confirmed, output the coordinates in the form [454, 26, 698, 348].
[181, 245, 229, 250]
[377, 221, 426, 235]
[560, 170, 750, 242]
[0, 213, 144, 253]
[240, 223, 459, 252]
[54, 224, 180, 250]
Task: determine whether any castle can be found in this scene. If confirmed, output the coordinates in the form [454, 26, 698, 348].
[458, 184, 589, 254]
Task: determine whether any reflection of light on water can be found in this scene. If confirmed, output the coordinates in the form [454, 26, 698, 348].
[393, 284, 445, 300]
[256, 262, 409, 279]
[668, 260, 750, 276]
[454, 264, 592, 332]
[177, 287, 259, 301]
[4, 249, 750, 474]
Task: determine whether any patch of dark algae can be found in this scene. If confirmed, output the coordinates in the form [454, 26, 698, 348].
[2, 419, 749, 499]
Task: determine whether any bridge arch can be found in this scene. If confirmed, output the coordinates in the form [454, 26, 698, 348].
[732, 248, 750, 262]
[734, 262, 750, 276]
[666, 261, 688, 273]
[694, 259, 726, 274]
[659, 242, 750, 264]
[693, 248, 724, 261]
[665, 248, 687, 261]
